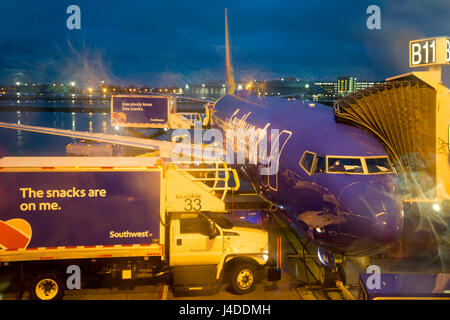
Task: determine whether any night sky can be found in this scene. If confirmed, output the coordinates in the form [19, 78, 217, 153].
[0, 0, 448, 87]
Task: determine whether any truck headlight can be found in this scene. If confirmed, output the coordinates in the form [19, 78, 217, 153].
[262, 251, 269, 263]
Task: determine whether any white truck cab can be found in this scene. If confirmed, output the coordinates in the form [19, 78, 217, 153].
[169, 211, 271, 294]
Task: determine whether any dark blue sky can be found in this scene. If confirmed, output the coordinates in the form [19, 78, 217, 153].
[0, 0, 448, 87]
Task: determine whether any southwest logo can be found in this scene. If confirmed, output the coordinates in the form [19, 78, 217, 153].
[0, 219, 32, 250]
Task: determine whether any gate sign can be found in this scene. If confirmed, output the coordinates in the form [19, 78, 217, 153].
[111, 95, 171, 128]
[410, 37, 450, 67]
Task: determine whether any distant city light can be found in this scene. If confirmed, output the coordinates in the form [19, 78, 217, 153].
[15, 82, 20, 86]
[87, 87, 93, 93]
[70, 81, 76, 86]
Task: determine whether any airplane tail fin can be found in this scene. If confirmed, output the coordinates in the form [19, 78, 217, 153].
[225, 8, 236, 95]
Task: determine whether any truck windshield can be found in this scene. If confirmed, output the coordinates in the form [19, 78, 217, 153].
[327, 157, 363, 174]
[365, 157, 394, 173]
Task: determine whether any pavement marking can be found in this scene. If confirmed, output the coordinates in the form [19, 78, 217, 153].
[158, 283, 168, 300]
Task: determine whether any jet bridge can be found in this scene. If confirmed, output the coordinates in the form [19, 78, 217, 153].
[334, 37, 450, 204]
[334, 37, 450, 257]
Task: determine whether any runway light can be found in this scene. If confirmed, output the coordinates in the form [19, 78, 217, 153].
[432, 203, 441, 212]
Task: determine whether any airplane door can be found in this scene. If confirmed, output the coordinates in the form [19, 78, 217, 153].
[170, 212, 223, 267]
[262, 130, 292, 191]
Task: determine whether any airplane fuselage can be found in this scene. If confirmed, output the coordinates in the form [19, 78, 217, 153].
[212, 93, 403, 256]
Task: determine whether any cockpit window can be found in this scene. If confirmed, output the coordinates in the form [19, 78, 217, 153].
[314, 155, 326, 174]
[327, 157, 363, 173]
[365, 157, 394, 173]
[300, 152, 315, 174]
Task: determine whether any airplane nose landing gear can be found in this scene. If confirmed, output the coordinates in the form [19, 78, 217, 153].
[317, 247, 347, 286]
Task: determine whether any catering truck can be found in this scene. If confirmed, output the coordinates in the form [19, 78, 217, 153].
[0, 157, 279, 300]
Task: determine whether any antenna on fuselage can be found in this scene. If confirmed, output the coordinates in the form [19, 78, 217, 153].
[225, 8, 236, 95]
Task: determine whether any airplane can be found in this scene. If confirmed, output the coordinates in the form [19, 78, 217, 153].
[209, 8, 403, 267]
[0, 8, 403, 282]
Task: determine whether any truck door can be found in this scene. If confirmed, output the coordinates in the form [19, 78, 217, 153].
[169, 212, 224, 266]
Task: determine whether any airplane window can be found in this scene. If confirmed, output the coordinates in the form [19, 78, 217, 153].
[300, 152, 315, 173]
[313, 156, 326, 174]
[327, 157, 363, 173]
[365, 157, 394, 173]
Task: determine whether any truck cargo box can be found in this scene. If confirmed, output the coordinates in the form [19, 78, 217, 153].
[0, 157, 164, 259]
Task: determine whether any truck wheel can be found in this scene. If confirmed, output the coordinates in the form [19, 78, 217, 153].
[230, 263, 256, 295]
[30, 272, 64, 300]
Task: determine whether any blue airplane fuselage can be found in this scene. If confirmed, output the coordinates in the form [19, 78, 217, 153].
[212, 93, 403, 256]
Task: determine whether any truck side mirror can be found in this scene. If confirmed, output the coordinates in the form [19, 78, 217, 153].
[208, 220, 217, 239]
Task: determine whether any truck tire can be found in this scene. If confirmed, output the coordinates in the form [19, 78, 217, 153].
[230, 263, 256, 295]
[30, 271, 65, 300]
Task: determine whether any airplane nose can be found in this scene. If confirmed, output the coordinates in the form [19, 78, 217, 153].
[370, 212, 403, 243]
[338, 179, 403, 248]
